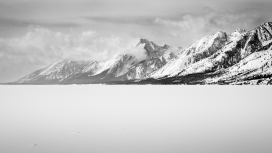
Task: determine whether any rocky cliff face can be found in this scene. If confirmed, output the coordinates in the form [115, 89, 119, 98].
[228, 28, 247, 42]
[205, 49, 272, 85]
[124, 58, 167, 80]
[137, 38, 171, 58]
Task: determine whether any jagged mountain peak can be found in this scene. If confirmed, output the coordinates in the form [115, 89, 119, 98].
[138, 38, 170, 49]
[137, 38, 171, 58]
[250, 22, 272, 36]
[251, 22, 272, 45]
[186, 31, 228, 56]
[258, 22, 272, 28]
[138, 38, 155, 45]
[138, 38, 151, 44]
[234, 28, 247, 34]
[214, 31, 227, 36]
[230, 28, 247, 37]
[229, 28, 247, 42]
[115, 40, 178, 80]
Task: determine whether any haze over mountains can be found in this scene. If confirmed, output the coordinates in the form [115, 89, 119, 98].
[13, 22, 272, 85]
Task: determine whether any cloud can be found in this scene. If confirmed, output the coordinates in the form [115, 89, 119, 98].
[0, 25, 146, 82]
[154, 8, 265, 46]
[0, 25, 145, 61]
[83, 16, 155, 26]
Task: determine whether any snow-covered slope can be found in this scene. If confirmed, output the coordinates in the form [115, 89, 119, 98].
[120, 40, 177, 80]
[146, 22, 272, 85]
[14, 38, 175, 84]
[63, 53, 139, 83]
[149, 31, 228, 78]
[205, 44, 272, 85]
[95, 53, 138, 78]
[177, 22, 272, 77]
[16, 60, 99, 83]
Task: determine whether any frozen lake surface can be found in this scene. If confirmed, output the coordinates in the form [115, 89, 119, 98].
[0, 86, 272, 153]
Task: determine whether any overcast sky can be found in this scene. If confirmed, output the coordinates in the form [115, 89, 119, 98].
[1, 0, 272, 82]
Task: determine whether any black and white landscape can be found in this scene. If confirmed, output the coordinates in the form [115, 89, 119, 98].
[10, 22, 272, 85]
[1, 1, 272, 153]
[1, 0, 272, 85]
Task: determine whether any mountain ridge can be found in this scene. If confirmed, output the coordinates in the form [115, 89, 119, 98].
[12, 22, 272, 85]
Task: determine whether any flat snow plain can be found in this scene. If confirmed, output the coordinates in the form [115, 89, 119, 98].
[0, 86, 272, 153]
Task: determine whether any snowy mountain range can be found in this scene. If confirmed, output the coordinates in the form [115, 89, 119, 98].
[13, 22, 272, 85]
